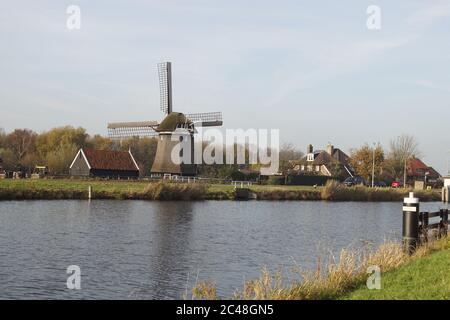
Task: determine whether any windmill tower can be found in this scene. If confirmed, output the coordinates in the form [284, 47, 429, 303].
[107, 62, 223, 177]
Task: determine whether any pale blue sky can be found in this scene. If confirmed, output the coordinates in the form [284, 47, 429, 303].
[1, 1, 449, 173]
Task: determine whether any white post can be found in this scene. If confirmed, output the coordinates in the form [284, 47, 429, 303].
[443, 186, 450, 204]
[88, 186, 92, 200]
[371, 143, 376, 188]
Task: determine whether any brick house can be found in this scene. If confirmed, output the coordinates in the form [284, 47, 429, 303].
[292, 144, 354, 179]
[406, 157, 441, 185]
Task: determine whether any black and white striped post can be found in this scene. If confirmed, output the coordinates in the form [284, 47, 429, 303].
[402, 192, 420, 255]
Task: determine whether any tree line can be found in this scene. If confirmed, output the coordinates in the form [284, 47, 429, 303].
[348, 134, 421, 185]
[0, 126, 423, 183]
[0, 126, 157, 176]
[0, 126, 272, 180]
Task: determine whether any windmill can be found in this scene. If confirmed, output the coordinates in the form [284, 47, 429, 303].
[107, 62, 223, 177]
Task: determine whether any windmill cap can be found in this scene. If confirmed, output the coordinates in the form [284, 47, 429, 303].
[156, 112, 192, 132]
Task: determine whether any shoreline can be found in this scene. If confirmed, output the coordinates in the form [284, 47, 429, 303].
[0, 179, 442, 202]
[192, 236, 450, 300]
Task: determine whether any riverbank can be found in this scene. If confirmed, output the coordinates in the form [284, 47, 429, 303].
[191, 236, 450, 300]
[343, 247, 450, 299]
[0, 179, 442, 201]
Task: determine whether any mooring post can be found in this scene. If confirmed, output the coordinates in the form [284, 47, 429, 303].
[402, 192, 420, 254]
[88, 186, 92, 200]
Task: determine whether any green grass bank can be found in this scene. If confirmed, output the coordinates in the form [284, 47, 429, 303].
[343, 248, 450, 300]
[0, 178, 442, 201]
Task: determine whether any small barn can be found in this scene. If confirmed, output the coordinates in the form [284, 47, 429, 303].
[69, 148, 140, 178]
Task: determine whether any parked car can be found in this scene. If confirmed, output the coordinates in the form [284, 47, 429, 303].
[373, 181, 387, 187]
[344, 176, 365, 187]
[391, 181, 403, 188]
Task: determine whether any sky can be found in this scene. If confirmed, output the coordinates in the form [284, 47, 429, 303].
[1, 0, 450, 174]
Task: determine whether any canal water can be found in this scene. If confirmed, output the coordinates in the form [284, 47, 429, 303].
[0, 200, 441, 299]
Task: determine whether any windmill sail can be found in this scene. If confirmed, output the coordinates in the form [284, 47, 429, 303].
[106, 62, 223, 143]
[158, 62, 172, 114]
[186, 112, 223, 127]
[107, 121, 159, 139]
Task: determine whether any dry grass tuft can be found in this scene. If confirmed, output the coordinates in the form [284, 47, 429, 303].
[192, 236, 449, 300]
[320, 180, 440, 202]
[191, 280, 218, 300]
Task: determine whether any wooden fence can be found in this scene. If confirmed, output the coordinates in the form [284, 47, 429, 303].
[419, 209, 448, 243]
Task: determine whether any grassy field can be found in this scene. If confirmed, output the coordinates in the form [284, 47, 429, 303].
[0, 178, 149, 193]
[344, 248, 450, 300]
[0, 178, 442, 201]
[0, 179, 322, 200]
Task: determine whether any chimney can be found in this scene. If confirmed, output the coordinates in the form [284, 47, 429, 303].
[307, 144, 313, 154]
[327, 144, 334, 156]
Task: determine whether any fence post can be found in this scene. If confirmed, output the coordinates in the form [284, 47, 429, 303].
[88, 186, 92, 200]
[419, 211, 429, 243]
[402, 192, 420, 255]
[439, 209, 448, 237]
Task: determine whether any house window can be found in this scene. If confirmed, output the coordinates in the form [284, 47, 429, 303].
[316, 165, 320, 172]
[301, 165, 305, 171]
[307, 165, 313, 171]
[307, 153, 314, 161]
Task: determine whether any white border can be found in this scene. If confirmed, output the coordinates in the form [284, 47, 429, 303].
[128, 150, 140, 171]
[69, 149, 91, 169]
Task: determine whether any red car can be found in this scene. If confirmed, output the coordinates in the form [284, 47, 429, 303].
[391, 181, 403, 188]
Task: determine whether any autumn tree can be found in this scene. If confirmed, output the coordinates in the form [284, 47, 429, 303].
[0, 148, 16, 171]
[349, 143, 385, 184]
[45, 143, 80, 175]
[87, 134, 114, 150]
[0, 128, 6, 149]
[36, 126, 88, 156]
[118, 137, 158, 176]
[36, 126, 88, 174]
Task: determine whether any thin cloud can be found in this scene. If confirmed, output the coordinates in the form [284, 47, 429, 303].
[406, 1, 450, 25]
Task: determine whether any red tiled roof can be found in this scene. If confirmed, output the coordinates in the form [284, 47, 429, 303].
[82, 149, 139, 171]
[407, 157, 440, 178]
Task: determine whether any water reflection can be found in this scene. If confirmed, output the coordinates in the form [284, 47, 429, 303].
[137, 202, 194, 299]
[0, 200, 442, 299]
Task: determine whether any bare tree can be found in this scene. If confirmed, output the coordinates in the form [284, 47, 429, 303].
[6, 129, 37, 164]
[279, 142, 304, 184]
[389, 134, 421, 187]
